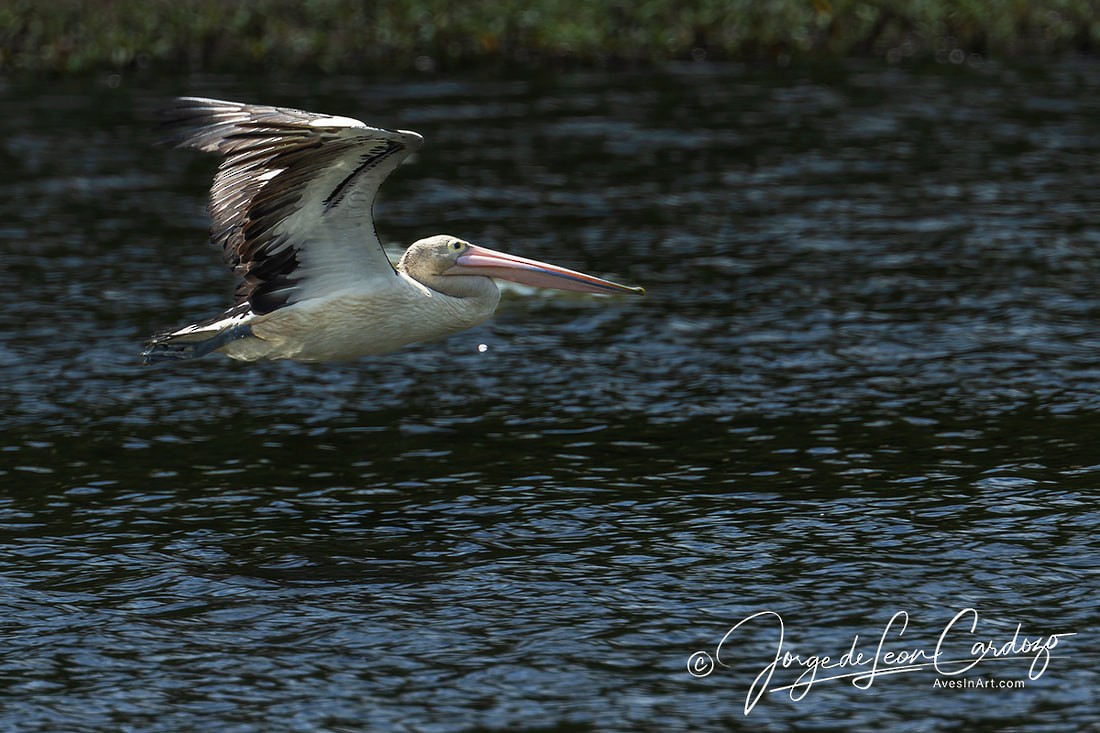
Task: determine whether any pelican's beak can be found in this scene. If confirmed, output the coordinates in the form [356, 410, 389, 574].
[445, 244, 645, 295]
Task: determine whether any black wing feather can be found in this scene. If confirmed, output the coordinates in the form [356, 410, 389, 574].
[157, 97, 422, 314]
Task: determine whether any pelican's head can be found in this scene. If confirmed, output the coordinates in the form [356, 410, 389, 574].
[399, 234, 645, 297]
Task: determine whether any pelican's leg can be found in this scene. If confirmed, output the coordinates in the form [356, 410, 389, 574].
[142, 323, 254, 364]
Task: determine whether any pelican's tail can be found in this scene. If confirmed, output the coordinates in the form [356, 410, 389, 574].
[141, 307, 254, 365]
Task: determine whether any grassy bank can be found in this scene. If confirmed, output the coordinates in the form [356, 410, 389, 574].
[3, 0, 1098, 74]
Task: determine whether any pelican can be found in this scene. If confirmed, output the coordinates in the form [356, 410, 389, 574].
[141, 97, 644, 364]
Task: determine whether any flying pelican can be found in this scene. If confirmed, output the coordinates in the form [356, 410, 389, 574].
[141, 97, 644, 364]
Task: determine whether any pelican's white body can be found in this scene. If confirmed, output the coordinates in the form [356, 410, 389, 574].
[220, 274, 501, 362]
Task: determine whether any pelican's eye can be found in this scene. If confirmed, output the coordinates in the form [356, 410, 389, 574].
[450, 241, 464, 251]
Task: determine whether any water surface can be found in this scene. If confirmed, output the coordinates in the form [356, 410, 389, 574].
[1, 63, 1098, 731]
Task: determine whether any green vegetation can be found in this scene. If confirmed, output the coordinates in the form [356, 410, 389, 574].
[3, 0, 1098, 74]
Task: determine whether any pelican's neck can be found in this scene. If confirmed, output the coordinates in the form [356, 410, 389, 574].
[398, 268, 502, 315]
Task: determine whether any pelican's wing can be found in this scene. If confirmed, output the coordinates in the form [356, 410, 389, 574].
[158, 97, 423, 314]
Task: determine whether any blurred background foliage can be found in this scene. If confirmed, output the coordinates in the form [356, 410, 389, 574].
[1, 0, 1098, 74]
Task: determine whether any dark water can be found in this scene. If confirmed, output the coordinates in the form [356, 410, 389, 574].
[2, 62, 1099, 731]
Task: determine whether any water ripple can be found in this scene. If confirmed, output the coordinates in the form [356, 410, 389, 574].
[1, 66, 1098, 731]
